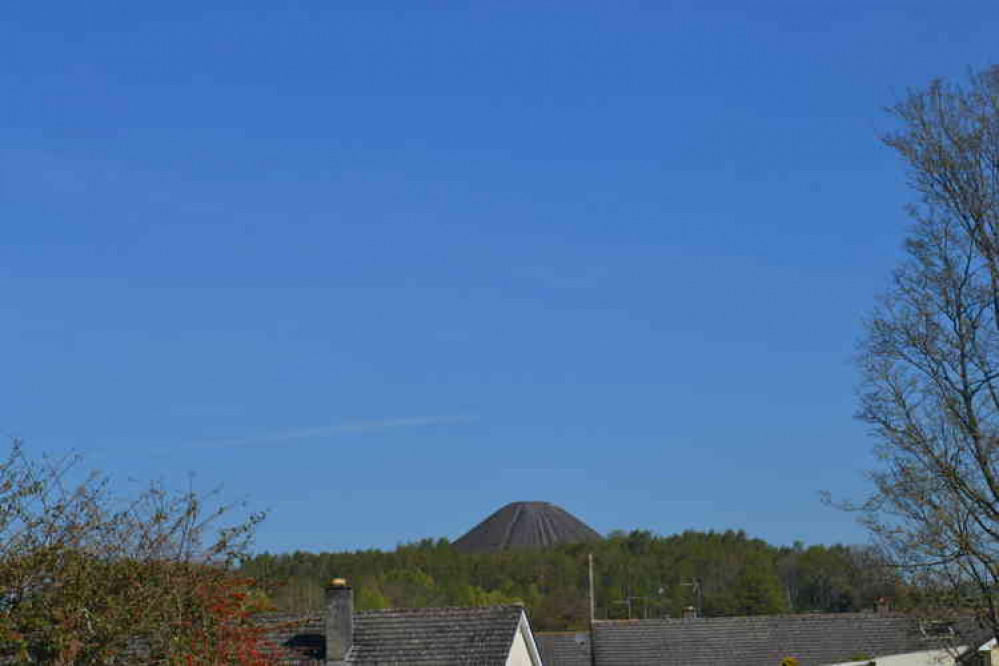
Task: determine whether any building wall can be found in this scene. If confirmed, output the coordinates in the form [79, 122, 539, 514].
[829, 647, 961, 665]
[506, 615, 543, 666]
[506, 629, 534, 666]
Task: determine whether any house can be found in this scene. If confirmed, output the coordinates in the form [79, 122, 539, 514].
[536, 613, 978, 666]
[958, 636, 999, 665]
[259, 579, 545, 665]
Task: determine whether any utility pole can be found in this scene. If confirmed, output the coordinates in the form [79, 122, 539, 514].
[588, 553, 595, 624]
[588, 553, 596, 666]
[680, 578, 702, 618]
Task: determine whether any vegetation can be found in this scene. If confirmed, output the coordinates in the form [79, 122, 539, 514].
[0, 440, 272, 664]
[855, 66, 999, 635]
[13, 64, 999, 660]
[241, 530, 898, 631]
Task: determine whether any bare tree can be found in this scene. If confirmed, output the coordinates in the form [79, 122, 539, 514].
[856, 66, 999, 639]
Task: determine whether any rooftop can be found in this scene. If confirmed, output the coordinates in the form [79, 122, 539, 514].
[258, 604, 528, 665]
[536, 612, 976, 666]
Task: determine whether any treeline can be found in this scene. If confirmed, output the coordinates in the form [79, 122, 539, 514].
[241, 530, 899, 631]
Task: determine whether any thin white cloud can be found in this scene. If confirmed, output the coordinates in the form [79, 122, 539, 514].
[206, 414, 476, 448]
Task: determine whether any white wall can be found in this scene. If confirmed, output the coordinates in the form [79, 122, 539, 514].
[506, 628, 534, 666]
[828, 647, 961, 665]
[506, 612, 543, 666]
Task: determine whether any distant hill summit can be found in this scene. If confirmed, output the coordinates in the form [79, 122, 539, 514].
[453, 501, 601, 554]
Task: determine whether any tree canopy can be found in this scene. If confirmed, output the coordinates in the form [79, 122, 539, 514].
[242, 530, 897, 632]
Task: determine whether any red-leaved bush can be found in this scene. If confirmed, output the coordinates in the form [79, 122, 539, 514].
[0, 440, 274, 664]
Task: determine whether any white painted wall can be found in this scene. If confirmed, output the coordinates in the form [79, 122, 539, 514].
[828, 647, 961, 665]
[505, 612, 544, 666]
[506, 627, 535, 666]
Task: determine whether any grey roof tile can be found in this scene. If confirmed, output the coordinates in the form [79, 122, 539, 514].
[589, 613, 967, 666]
[536, 631, 593, 666]
[538, 613, 979, 666]
[258, 604, 527, 665]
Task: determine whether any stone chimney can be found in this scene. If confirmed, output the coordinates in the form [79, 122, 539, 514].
[325, 578, 353, 664]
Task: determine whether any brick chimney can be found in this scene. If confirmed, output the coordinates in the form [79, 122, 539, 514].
[325, 578, 353, 665]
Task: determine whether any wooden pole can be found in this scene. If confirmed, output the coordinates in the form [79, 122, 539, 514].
[588, 553, 595, 624]
[588, 553, 596, 666]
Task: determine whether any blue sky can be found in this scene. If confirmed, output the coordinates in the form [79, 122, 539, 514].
[2, 1, 998, 553]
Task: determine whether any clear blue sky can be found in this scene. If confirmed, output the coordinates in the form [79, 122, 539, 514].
[2, 2, 997, 554]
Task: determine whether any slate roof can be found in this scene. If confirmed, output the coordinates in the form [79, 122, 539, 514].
[537, 613, 973, 666]
[535, 631, 593, 666]
[453, 501, 602, 554]
[257, 604, 528, 665]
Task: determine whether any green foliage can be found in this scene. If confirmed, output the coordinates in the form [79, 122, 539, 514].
[356, 584, 391, 611]
[383, 569, 436, 607]
[242, 529, 900, 632]
[729, 554, 785, 615]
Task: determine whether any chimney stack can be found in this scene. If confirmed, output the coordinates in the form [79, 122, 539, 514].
[325, 578, 353, 664]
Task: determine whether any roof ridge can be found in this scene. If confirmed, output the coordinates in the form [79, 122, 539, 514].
[592, 612, 913, 625]
[357, 603, 525, 616]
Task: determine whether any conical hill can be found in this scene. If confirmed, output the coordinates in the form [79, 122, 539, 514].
[453, 501, 601, 554]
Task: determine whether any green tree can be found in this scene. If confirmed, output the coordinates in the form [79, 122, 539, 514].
[356, 583, 391, 610]
[730, 555, 787, 615]
[242, 528, 895, 631]
[382, 568, 438, 607]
